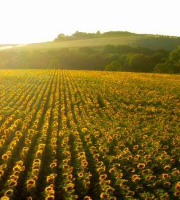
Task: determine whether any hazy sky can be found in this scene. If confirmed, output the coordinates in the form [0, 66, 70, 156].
[0, 0, 179, 44]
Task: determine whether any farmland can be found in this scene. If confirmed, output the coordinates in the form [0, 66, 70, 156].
[13, 35, 180, 51]
[0, 70, 180, 200]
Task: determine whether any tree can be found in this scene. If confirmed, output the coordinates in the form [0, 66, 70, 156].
[154, 63, 172, 73]
[105, 60, 124, 71]
[54, 33, 67, 41]
[128, 54, 153, 72]
[154, 46, 180, 73]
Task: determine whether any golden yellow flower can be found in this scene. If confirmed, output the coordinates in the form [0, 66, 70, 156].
[100, 193, 109, 199]
[27, 179, 36, 188]
[45, 186, 54, 193]
[65, 183, 74, 192]
[0, 170, 4, 176]
[78, 172, 84, 178]
[133, 145, 139, 149]
[174, 191, 180, 196]
[13, 171, 20, 176]
[100, 174, 107, 181]
[4, 189, 13, 197]
[164, 182, 171, 187]
[175, 182, 180, 190]
[162, 173, 169, 180]
[8, 179, 17, 187]
[0, 196, 10, 200]
[105, 186, 114, 193]
[137, 163, 145, 170]
[2, 154, 9, 161]
[109, 168, 115, 173]
[132, 174, 141, 182]
[13, 165, 21, 172]
[164, 165, 171, 171]
[83, 196, 92, 200]
[45, 196, 54, 200]
[81, 128, 88, 133]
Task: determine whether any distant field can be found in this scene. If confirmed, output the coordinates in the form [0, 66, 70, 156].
[0, 44, 17, 51]
[0, 44, 17, 47]
[13, 35, 180, 51]
[0, 70, 180, 199]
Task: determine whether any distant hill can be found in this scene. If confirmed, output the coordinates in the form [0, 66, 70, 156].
[0, 31, 179, 73]
[13, 31, 180, 51]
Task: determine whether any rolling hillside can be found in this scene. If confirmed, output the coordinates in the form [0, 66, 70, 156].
[13, 34, 180, 51]
[0, 32, 180, 73]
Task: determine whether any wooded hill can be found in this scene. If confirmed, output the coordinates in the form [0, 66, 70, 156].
[0, 31, 180, 73]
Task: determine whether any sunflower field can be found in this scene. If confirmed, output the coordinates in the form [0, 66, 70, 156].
[0, 70, 180, 200]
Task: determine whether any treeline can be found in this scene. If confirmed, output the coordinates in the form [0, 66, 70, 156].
[54, 31, 178, 42]
[105, 45, 179, 73]
[0, 45, 179, 73]
[155, 46, 180, 73]
[54, 31, 138, 41]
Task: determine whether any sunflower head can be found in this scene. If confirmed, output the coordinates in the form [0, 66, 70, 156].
[4, 189, 13, 197]
[175, 182, 180, 190]
[83, 196, 92, 200]
[137, 163, 145, 170]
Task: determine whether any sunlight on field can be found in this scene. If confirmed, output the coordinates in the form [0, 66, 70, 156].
[0, 70, 180, 199]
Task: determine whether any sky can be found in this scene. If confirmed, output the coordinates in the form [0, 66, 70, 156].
[0, 0, 179, 44]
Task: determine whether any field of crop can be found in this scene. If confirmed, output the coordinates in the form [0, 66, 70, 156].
[0, 70, 180, 200]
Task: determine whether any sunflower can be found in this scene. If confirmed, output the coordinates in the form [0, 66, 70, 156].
[174, 191, 180, 198]
[133, 145, 139, 150]
[100, 193, 109, 199]
[164, 165, 171, 171]
[4, 189, 13, 197]
[175, 182, 180, 190]
[2, 154, 9, 161]
[0, 196, 10, 200]
[164, 182, 171, 187]
[8, 179, 17, 187]
[9, 175, 18, 181]
[85, 181, 90, 189]
[105, 186, 114, 193]
[132, 174, 141, 182]
[45, 185, 54, 193]
[109, 168, 115, 174]
[26, 179, 36, 188]
[47, 174, 56, 184]
[78, 172, 84, 178]
[15, 131, 22, 137]
[100, 174, 107, 181]
[137, 163, 146, 170]
[45, 195, 54, 200]
[109, 197, 117, 200]
[83, 196, 92, 200]
[17, 160, 23, 166]
[82, 161, 88, 167]
[163, 145, 169, 150]
[36, 150, 43, 157]
[13, 165, 21, 172]
[13, 170, 20, 176]
[81, 128, 88, 133]
[162, 173, 170, 180]
[0, 170, 4, 177]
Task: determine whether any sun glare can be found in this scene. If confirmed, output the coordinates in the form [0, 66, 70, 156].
[0, 0, 179, 44]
